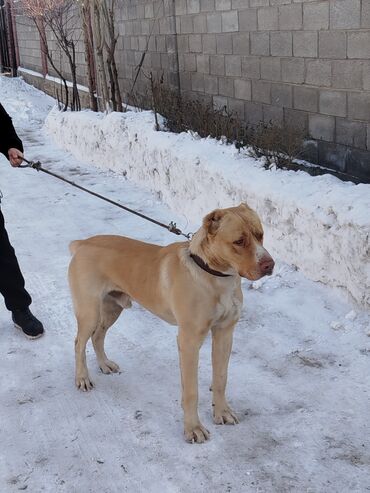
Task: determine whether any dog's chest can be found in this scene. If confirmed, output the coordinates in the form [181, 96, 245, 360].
[212, 287, 242, 327]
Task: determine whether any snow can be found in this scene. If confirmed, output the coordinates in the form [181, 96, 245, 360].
[44, 106, 370, 308]
[1, 76, 370, 492]
[18, 67, 90, 92]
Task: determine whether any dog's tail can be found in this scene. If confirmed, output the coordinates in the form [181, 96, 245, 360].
[69, 240, 84, 256]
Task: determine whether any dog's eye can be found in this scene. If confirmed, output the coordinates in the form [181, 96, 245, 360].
[233, 238, 244, 246]
[256, 233, 263, 242]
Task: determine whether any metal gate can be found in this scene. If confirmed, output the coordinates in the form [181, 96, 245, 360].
[0, 0, 17, 74]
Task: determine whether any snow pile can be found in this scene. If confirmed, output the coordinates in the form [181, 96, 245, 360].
[44, 108, 370, 307]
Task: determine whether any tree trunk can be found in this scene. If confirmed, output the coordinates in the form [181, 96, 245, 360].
[92, 0, 110, 111]
[81, 1, 97, 111]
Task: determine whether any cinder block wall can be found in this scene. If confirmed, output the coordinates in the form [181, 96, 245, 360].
[16, 15, 44, 74]
[15, 0, 370, 180]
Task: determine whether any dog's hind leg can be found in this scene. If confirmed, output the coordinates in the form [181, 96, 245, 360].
[92, 292, 130, 375]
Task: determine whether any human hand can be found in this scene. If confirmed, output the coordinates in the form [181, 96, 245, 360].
[8, 148, 24, 167]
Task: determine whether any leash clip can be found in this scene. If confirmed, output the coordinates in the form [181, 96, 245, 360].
[19, 159, 42, 171]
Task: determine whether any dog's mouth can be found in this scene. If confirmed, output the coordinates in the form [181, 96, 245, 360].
[240, 267, 274, 281]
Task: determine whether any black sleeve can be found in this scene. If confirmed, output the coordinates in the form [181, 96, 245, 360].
[0, 103, 24, 159]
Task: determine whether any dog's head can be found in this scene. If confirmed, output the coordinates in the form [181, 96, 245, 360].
[191, 203, 274, 280]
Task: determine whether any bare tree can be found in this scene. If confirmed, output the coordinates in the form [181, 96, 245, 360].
[79, 0, 97, 111]
[18, 0, 69, 109]
[101, 0, 122, 111]
[19, 0, 81, 111]
[90, 0, 109, 111]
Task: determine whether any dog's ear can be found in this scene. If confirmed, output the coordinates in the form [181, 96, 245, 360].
[238, 202, 252, 211]
[203, 209, 224, 235]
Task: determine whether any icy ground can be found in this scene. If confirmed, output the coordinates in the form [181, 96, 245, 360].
[0, 77, 370, 493]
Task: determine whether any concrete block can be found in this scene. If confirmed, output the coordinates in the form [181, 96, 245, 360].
[228, 98, 245, 118]
[270, 31, 292, 57]
[252, 80, 271, 104]
[203, 34, 217, 54]
[362, 1, 370, 27]
[319, 31, 346, 59]
[234, 79, 252, 100]
[260, 57, 281, 81]
[145, 3, 154, 18]
[225, 55, 242, 76]
[232, 0, 248, 8]
[293, 86, 318, 112]
[336, 118, 367, 149]
[345, 148, 370, 181]
[148, 36, 157, 52]
[176, 0, 187, 16]
[191, 72, 205, 92]
[263, 105, 284, 124]
[317, 141, 347, 172]
[348, 93, 370, 121]
[216, 0, 231, 10]
[332, 61, 363, 90]
[284, 108, 308, 131]
[271, 83, 292, 107]
[232, 33, 250, 55]
[201, 0, 215, 12]
[245, 101, 264, 124]
[363, 62, 370, 90]
[279, 4, 303, 30]
[319, 90, 347, 117]
[187, 0, 200, 14]
[160, 53, 170, 71]
[330, 0, 361, 29]
[303, 1, 329, 30]
[213, 95, 228, 110]
[189, 34, 203, 52]
[184, 53, 197, 71]
[293, 31, 318, 58]
[250, 0, 269, 6]
[309, 114, 335, 142]
[222, 11, 239, 32]
[207, 12, 222, 32]
[282, 58, 305, 83]
[193, 14, 207, 32]
[250, 32, 270, 56]
[210, 55, 225, 75]
[242, 57, 261, 79]
[347, 32, 370, 59]
[180, 15, 194, 33]
[239, 9, 258, 31]
[305, 60, 332, 87]
[197, 54, 210, 73]
[270, 0, 291, 5]
[258, 7, 278, 31]
[219, 77, 235, 97]
[216, 34, 233, 54]
[204, 74, 219, 94]
[177, 35, 189, 53]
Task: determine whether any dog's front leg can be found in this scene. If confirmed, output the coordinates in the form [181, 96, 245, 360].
[211, 323, 239, 425]
[177, 328, 209, 443]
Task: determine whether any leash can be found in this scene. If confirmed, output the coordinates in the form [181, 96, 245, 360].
[19, 158, 192, 240]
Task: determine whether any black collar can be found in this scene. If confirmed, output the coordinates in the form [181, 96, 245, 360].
[190, 253, 232, 278]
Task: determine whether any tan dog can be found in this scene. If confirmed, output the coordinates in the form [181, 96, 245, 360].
[68, 203, 274, 443]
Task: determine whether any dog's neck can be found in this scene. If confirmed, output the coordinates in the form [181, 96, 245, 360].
[189, 229, 235, 277]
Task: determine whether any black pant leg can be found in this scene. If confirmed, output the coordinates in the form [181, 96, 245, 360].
[0, 209, 32, 311]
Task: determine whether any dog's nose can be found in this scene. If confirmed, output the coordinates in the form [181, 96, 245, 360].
[260, 257, 275, 275]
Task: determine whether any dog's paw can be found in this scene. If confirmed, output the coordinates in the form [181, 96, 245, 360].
[99, 359, 120, 374]
[75, 375, 94, 391]
[184, 423, 210, 444]
[213, 407, 239, 425]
